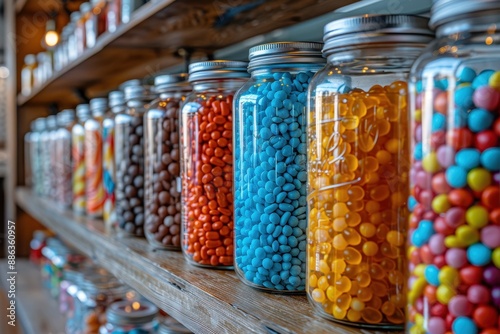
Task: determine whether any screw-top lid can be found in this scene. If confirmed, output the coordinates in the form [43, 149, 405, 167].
[57, 109, 75, 126]
[119, 79, 141, 91]
[79, 2, 91, 13]
[34, 118, 46, 131]
[430, 0, 500, 29]
[90, 97, 108, 115]
[76, 104, 91, 121]
[154, 73, 191, 93]
[108, 90, 125, 111]
[248, 42, 325, 71]
[24, 54, 36, 64]
[106, 300, 159, 326]
[46, 115, 57, 130]
[70, 11, 81, 22]
[30, 120, 37, 132]
[124, 84, 155, 102]
[188, 60, 249, 82]
[323, 15, 433, 56]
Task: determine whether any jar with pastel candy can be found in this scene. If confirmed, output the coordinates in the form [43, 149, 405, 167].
[42, 115, 57, 198]
[115, 82, 156, 236]
[85, 98, 107, 217]
[144, 74, 191, 250]
[408, 1, 500, 334]
[181, 60, 249, 268]
[307, 15, 434, 328]
[54, 109, 76, 208]
[233, 42, 324, 292]
[73, 105, 91, 215]
[31, 118, 46, 195]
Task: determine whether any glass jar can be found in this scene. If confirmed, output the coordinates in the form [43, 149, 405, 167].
[408, 2, 500, 334]
[60, 269, 83, 316]
[180, 60, 249, 268]
[72, 269, 130, 334]
[30, 230, 49, 265]
[115, 83, 156, 236]
[21, 54, 36, 96]
[107, 0, 121, 33]
[87, 0, 108, 48]
[77, 3, 90, 55]
[121, 0, 146, 24]
[144, 74, 191, 249]
[55, 109, 76, 208]
[24, 120, 36, 187]
[68, 15, 79, 61]
[99, 300, 159, 334]
[85, 98, 107, 217]
[41, 115, 57, 198]
[233, 42, 324, 292]
[103, 91, 125, 231]
[55, 26, 69, 72]
[306, 15, 433, 328]
[73, 104, 91, 215]
[41, 238, 69, 298]
[32, 118, 45, 195]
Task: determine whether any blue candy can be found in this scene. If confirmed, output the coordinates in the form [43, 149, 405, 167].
[424, 265, 440, 286]
[468, 108, 494, 132]
[432, 113, 446, 132]
[452, 317, 478, 334]
[467, 243, 492, 266]
[472, 69, 494, 89]
[445, 165, 468, 188]
[457, 67, 476, 83]
[454, 86, 475, 110]
[455, 148, 481, 170]
[480, 148, 500, 171]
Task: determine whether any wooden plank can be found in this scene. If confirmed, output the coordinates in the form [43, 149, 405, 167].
[15, 187, 402, 334]
[17, 0, 357, 107]
[0, 259, 66, 334]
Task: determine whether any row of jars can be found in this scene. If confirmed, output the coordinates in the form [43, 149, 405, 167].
[39, 236, 191, 334]
[26, 2, 500, 332]
[21, 0, 150, 96]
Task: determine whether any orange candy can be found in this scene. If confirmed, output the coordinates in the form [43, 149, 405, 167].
[473, 306, 499, 329]
[447, 128, 473, 150]
[448, 189, 475, 208]
[481, 186, 499, 209]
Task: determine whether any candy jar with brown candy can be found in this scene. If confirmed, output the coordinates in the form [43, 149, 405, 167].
[180, 61, 249, 268]
[306, 15, 433, 328]
[114, 82, 156, 236]
[54, 109, 76, 208]
[144, 74, 191, 250]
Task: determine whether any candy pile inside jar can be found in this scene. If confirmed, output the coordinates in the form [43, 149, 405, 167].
[408, 68, 500, 334]
[308, 81, 409, 325]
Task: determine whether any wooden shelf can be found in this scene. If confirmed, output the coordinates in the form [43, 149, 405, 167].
[15, 187, 401, 334]
[0, 259, 66, 334]
[17, 0, 357, 108]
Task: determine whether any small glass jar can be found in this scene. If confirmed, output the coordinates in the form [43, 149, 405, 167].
[55, 109, 76, 208]
[121, 0, 145, 24]
[59, 269, 83, 316]
[32, 118, 45, 195]
[30, 230, 49, 265]
[306, 15, 433, 328]
[77, 3, 90, 55]
[85, 98, 107, 217]
[144, 74, 191, 249]
[408, 2, 500, 334]
[73, 104, 91, 215]
[68, 15, 79, 61]
[234, 42, 324, 292]
[24, 120, 36, 187]
[21, 54, 36, 96]
[34, 52, 46, 87]
[54, 26, 69, 72]
[115, 82, 156, 236]
[41, 115, 57, 198]
[87, 0, 108, 48]
[107, 0, 121, 33]
[41, 238, 69, 298]
[103, 91, 125, 231]
[99, 300, 159, 334]
[180, 60, 249, 268]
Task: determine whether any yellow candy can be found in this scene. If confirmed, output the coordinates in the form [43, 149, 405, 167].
[431, 194, 451, 214]
[312, 288, 326, 303]
[493, 247, 500, 269]
[466, 205, 489, 229]
[467, 168, 492, 192]
[326, 285, 341, 302]
[410, 325, 425, 334]
[333, 203, 349, 218]
[387, 230, 405, 246]
[414, 264, 427, 277]
[362, 241, 379, 256]
[344, 247, 362, 265]
[336, 293, 352, 309]
[345, 212, 361, 226]
[422, 152, 440, 173]
[489, 71, 500, 89]
[385, 138, 401, 154]
[350, 298, 365, 312]
[445, 235, 466, 248]
[359, 223, 376, 238]
[357, 287, 373, 302]
[317, 276, 329, 291]
[333, 217, 348, 232]
[333, 234, 349, 250]
[414, 109, 422, 122]
[333, 305, 347, 319]
[410, 277, 426, 300]
[347, 309, 361, 322]
[439, 266, 459, 287]
[436, 284, 456, 304]
[415, 313, 424, 328]
[455, 225, 479, 245]
[309, 274, 318, 288]
[331, 259, 346, 274]
[336, 276, 352, 293]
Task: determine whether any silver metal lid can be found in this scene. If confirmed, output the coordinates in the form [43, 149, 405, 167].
[57, 109, 75, 126]
[76, 104, 91, 120]
[79, 2, 91, 13]
[430, 0, 500, 29]
[248, 42, 325, 70]
[119, 79, 141, 91]
[188, 60, 249, 82]
[46, 115, 57, 130]
[107, 300, 158, 326]
[154, 73, 191, 93]
[323, 15, 433, 55]
[35, 118, 46, 131]
[90, 97, 108, 114]
[108, 90, 125, 111]
[124, 85, 155, 102]
[70, 11, 81, 21]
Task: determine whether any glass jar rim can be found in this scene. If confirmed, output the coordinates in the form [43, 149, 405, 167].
[430, 0, 500, 29]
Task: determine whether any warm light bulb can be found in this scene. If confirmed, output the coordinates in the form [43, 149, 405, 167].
[45, 30, 59, 47]
[132, 302, 140, 310]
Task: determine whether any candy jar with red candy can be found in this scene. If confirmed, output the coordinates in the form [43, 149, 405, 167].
[408, 1, 500, 333]
[180, 60, 249, 268]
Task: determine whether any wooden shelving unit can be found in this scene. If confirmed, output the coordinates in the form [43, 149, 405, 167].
[16, 0, 357, 108]
[16, 187, 401, 334]
[0, 259, 66, 334]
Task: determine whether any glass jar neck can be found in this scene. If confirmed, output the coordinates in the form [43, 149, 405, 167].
[436, 12, 500, 37]
[250, 64, 325, 78]
[192, 78, 248, 93]
[158, 90, 191, 100]
[326, 45, 423, 74]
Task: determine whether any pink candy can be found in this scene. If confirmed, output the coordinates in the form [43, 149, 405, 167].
[445, 248, 467, 268]
[448, 295, 473, 316]
[473, 85, 500, 111]
[429, 233, 446, 255]
[468, 284, 491, 304]
[480, 225, 500, 248]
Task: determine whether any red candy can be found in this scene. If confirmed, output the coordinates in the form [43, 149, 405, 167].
[448, 189, 474, 208]
[475, 130, 498, 152]
[473, 306, 498, 329]
[460, 266, 484, 285]
[491, 208, 500, 225]
[447, 128, 473, 150]
[481, 186, 500, 209]
[432, 172, 452, 194]
[494, 118, 500, 136]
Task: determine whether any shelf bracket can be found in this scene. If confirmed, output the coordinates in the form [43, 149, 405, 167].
[73, 88, 89, 104]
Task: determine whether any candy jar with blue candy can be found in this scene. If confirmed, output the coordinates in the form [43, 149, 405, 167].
[307, 15, 434, 328]
[408, 1, 500, 333]
[233, 42, 324, 292]
[99, 300, 159, 334]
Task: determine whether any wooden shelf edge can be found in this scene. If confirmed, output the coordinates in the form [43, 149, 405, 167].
[16, 0, 176, 107]
[15, 187, 398, 334]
